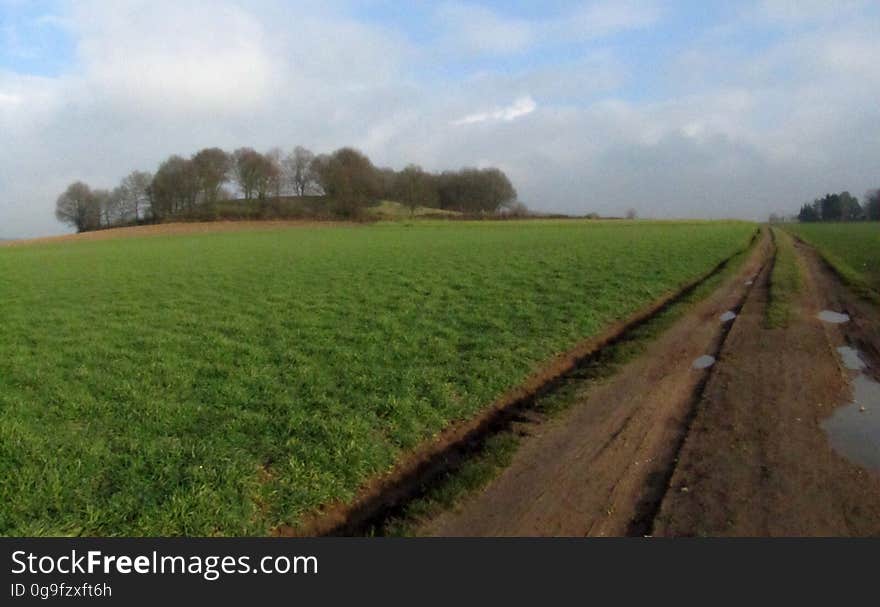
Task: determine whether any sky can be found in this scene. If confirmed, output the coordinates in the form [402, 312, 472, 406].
[1, 0, 879, 237]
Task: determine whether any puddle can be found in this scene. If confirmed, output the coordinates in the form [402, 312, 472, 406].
[822, 346, 880, 472]
[720, 311, 737, 323]
[692, 355, 716, 370]
[818, 310, 850, 324]
[822, 376, 880, 472]
[837, 346, 867, 371]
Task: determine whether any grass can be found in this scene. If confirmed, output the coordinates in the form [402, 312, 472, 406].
[766, 228, 802, 329]
[0, 220, 755, 536]
[368, 200, 460, 218]
[379, 234, 758, 536]
[785, 222, 880, 300]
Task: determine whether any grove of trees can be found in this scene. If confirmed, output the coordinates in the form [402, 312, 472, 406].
[797, 191, 879, 222]
[55, 145, 520, 232]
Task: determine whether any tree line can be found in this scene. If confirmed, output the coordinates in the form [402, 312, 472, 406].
[55, 146, 519, 232]
[797, 190, 880, 223]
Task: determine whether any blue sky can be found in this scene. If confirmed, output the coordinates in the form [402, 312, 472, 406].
[2, 1, 880, 236]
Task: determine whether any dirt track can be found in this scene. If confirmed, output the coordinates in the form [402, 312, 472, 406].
[421, 233, 770, 536]
[656, 236, 880, 536]
[419, 230, 880, 537]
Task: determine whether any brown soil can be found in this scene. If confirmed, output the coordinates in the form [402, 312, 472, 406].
[420, 233, 771, 536]
[1, 220, 352, 248]
[655, 237, 880, 536]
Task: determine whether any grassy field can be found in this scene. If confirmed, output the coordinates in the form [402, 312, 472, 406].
[786, 223, 880, 297]
[0, 220, 754, 535]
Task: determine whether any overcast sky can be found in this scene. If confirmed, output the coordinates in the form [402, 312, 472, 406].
[2, 0, 879, 237]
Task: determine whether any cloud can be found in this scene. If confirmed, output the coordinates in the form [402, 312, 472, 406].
[2, 0, 880, 237]
[452, 96, 537, 125]
[435, 0, 661, 56]
[436, 2, 534, 54]
[561, 0, 661, 40]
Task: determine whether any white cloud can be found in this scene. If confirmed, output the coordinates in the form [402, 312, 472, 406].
[2, 0, 880, 237]
[436, 2, 534, 54]
[68, 0, 276, 113]
[561, 0, 661, 40]
[452, 96, 537, 125]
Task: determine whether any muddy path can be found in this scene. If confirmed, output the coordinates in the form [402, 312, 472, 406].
[419, 232, 772, 536]
[654, 234, 880, 536]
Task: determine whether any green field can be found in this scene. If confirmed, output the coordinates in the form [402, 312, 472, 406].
[0, 220, 754, 535]
[786, 223, 880, 295]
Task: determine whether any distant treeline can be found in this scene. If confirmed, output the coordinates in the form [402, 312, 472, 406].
[55, 146, 519, 232]
[796, 190, 880, 223]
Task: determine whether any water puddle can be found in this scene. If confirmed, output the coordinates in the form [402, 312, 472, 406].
[837, 346, 867, 371]
[822, 347, 880, 472]
[692, 355, 716, 370]
[818, 310, 850, 324]
[720, 311, 737, 323]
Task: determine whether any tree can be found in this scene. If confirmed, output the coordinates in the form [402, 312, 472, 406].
[120, 170, 152, 221]
[819, 193, 842, 222]
[55, 181, 101, 232]
[312, 148, 382, 217]
[259, 149, 283, 201]
[839, 191, 863, 221]
[192, 148, 230, 206]
[798, 202, 820, 222]
[626, 208, 637, 220]
[232, 148, 278, 201]
[436, 167, 517, 213]
[393, 165, 438, 215]
[866, 190, 880, 221]
[285, 146, 316, 196]
[151, 155, 199, 219]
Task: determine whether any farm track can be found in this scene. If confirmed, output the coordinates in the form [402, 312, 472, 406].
[418, 231, 770, 536]
[655, 236, 880, 536]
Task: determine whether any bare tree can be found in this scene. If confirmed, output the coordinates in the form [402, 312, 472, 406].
[285, 146, 316, 196]
[625, 208, 637, 220]
[312, 148, 382, 217]
[394, 164, 438, 215]
[192, 148, 231, 206]
[55, 181, 100, 232]
[120, 170, 152, 222]
[264, 148, 284, 200]
[232, 148, 266, 201]
[151, 155, 199, 218]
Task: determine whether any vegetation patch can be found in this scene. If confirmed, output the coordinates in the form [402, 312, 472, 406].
[0, 220, 754, 535]
[766, 228, 802, 329]
[786, 223, 880, 301]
